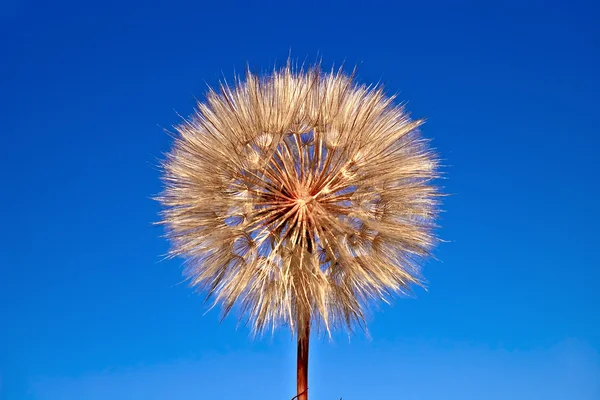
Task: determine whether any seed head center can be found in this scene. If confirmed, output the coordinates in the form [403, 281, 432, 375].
[294, 187, 315, 209]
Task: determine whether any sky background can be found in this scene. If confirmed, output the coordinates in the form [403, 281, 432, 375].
[2, 0, 599, 399]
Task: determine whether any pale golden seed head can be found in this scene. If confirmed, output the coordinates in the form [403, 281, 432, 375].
[158, 63, 440, 337]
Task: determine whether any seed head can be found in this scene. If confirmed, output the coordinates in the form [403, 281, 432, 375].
[158, 63, 440, 337]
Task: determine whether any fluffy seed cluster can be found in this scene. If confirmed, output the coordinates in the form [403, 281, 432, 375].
[159, 64, 439, 337]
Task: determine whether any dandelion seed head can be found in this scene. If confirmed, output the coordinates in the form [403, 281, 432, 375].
[158, 62, 440, 337]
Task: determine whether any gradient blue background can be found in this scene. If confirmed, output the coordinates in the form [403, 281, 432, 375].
[2, 0, 599, 399]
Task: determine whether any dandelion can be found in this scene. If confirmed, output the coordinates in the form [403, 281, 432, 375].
[158, 62, 440, 399]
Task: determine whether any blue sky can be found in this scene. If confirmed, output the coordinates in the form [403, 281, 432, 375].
[1, 0, 599, 399]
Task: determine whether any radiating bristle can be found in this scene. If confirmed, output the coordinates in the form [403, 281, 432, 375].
[158, 62, 440, 337]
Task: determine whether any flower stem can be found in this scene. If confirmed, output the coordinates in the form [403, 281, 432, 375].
[296, 315, 310, 400]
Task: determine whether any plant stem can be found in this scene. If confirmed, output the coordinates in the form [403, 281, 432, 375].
[296, 316, 310, 400]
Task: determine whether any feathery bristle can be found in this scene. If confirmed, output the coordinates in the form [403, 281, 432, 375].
[158, 63, 439, 337]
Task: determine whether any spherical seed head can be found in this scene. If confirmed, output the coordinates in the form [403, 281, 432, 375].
[159, 63, 440, 337]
